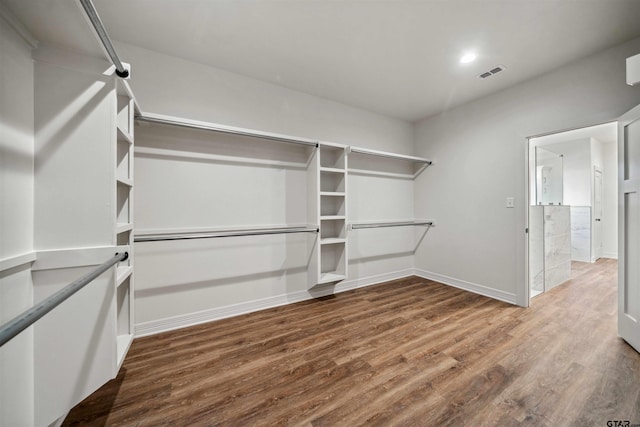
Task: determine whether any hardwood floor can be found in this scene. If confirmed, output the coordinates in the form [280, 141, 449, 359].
[64, 259, 640, 426]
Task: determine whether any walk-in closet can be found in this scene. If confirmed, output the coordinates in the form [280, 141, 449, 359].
[2, 1, 640, 425]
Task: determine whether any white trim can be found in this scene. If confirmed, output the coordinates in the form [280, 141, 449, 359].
[0, 2, 38, 49]
[32, 246, 118, 271]
[414, 269, 518, 305]
[135, 268, 414, 337]
[602, 251, 618, 260]
[0, 252, 37, 274]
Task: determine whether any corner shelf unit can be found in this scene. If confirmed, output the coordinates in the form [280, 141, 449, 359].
[114, 78, 137, 370]
[309, 142, 349, 286]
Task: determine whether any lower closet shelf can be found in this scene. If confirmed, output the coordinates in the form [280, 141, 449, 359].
[116, 266, 133, 287]
[318, 272, 346, 284]
[320, 238, 346, 245]
[116, 334, 134, 367]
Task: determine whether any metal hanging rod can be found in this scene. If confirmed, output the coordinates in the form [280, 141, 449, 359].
[0, 252, 128, 348]
[351, 221, 433, 230]
[136, 113, 319, 147]
[135, 226, 319, 243]
[349, 146, 432, 165]
[77, 0, 129, 78]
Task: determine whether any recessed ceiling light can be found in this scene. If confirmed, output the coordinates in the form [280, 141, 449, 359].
[460, 52, 477, 64]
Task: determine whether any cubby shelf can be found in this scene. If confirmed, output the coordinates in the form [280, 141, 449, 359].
[116, 177, 133, 187]
[318, 272, 346, 284]
[116, 265, 133, 287]
[116, 334, 133, 369]
[116, 223, 133, 234]
[117, 127, 133, 144]
[320, 167, 345, 174]
[320, 191, 345, 197]
[320, 215, 345, 220]
[320, 238, 346, 245]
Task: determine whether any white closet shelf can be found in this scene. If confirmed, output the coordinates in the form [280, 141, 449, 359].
[320, 167, 346, 174]
[320, 215, 346, 220]
[320, 238, 346, 245]
[320, 191, 346, 197]
[116, 177, 133, 187]
[116, 223, 133, 234]
[117, 127, 133, 144]
[116, 266, 133, 287]
[117, 223, 133, 233]
[136, 112, 318, 147]
[318, 272, 347, 284]
[116, 334, 134, 369]
[349, 146, 432, 164]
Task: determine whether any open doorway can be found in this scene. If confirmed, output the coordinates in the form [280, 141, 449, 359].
[527, 122, 618, 299]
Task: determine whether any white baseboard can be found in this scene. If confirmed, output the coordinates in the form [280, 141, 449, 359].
[602, 252, 618, 260]
[414, 269, 517, 305]
[135, 268, 415, 337]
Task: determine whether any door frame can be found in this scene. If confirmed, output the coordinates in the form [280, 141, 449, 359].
[593, 166, 604, 262]
[618, 104, 640, 352]
[524, 120, 618, 305]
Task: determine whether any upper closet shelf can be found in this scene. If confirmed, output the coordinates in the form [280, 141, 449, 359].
[117, 127, 133, 144]
[136, 112, 319, 147]
[349, 146, 432, 165]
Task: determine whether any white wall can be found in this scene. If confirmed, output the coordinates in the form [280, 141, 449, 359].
[414, 37, 640, 306]
[116, 42, 414, 154]
[116, 42, 417, 334]
[602, 140, 618, 258]
[559, 139, 591, 206]
[0, 9, 35, 427]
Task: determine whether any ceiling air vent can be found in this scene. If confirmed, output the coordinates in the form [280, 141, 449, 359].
[478, 65, 506, 79]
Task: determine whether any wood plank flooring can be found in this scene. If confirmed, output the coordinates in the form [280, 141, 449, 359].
[64, 259, 640, 426]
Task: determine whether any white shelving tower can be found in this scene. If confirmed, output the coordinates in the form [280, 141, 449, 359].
[309, 142, 349, 285]
[30, 51, 140, 425]
[114, 79, 136, 369]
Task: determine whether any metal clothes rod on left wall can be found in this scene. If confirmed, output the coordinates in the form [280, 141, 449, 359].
[0, 252, 128, 348]
[77, 0, 129, 78]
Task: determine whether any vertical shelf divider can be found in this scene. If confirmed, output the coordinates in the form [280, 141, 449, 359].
[114, 79, 136, 371]
[314, 142, 348, 285]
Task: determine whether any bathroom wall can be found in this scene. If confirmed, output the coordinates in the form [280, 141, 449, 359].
[529, 206, 571, 294]
[544, 206, 572, 290]
[570, 206, 591, 262]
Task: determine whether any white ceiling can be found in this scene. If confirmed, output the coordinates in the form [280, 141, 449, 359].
[5, 0, 640, 122]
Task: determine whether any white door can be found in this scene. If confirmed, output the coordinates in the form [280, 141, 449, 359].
[619, 104, 640, 353]
[593, 167, 603, 261]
